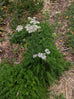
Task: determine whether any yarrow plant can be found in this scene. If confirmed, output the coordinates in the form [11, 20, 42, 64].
[3, 16, 71, 99]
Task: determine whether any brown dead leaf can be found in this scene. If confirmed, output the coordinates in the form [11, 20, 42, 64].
[7, 22, 10, 27]
[11, 31, 14, 34]
[65, 16, 68, 19]
[70, 30, 74, 34]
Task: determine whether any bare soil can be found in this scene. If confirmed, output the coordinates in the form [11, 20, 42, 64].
[0, 20, 24, 64]
[43, 0, 74, 99]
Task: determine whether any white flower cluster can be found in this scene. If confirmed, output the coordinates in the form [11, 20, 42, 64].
[33, 49, 50, 60]
[25, 24, 41, 33]
[28, 17, 36, 20]
[30, 20, 40, 24]
[33, 53, 46, 60]
[35, 2, 39, 5]
[45, 49, 50, 54]
[16, 17, 41, 33]
[28, 17, 40, 24]
[25, 17, 41, 33]
[16, 25, 23, 32]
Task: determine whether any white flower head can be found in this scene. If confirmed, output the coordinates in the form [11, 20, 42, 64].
[25, 24, 30, 28]
[33, 54, 38, 58]
[38, 53, 46, 60]
[33, 17, 36, 19]
[41, 53, 46, 60]
[28, 17, 32, 20]
[30, 20, 40, 24]
[38, 53, 43, 58]
[16, 25, 23, 32]
[45, 49, 50, 54]
[37, 3, 39, 5]
[25, 17, 41, 33]
[35, 2, 39, 5]
[25, 24, 41, 33]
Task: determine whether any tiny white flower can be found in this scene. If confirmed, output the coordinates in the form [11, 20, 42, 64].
[38, 53, 43, 58]
[37, 3, 39, 5]
[38, 53, 46, 60]
[35, 2, 39, 5]
[25, 24, 30, 28]
[55, 11, 61, 14]
[28, 17, 32, 20]
[42, 55, 46, 60]
[41, 53, 46, 60]
[37, 26, 41, 29]
[33, 17, 36, 19]
[25, 17, 41, 33]
[28, 30, 32, 33]
[33, 54, 38, 58]
[30, 20, 40, 24]
[16, 25, 23, 32]
[45, 49, 50, 54]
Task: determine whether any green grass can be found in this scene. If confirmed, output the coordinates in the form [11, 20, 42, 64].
[7, 0, 44, 29]
[0, 61, 47, 99]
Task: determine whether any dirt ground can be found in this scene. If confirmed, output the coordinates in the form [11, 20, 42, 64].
[43, 0, 74, 99]
[0, 19, 24, 64]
